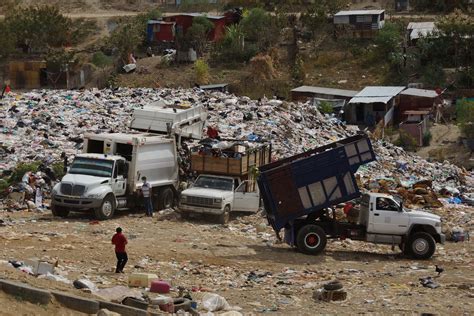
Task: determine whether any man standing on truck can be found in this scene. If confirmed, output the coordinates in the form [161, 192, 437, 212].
[111, 227, 128, 273]
[141, 176, 153, 217]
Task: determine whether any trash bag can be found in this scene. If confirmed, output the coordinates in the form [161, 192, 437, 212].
[201, 293, 230, 312]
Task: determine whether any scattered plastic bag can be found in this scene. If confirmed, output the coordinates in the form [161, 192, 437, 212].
[201, 293, 231, 312]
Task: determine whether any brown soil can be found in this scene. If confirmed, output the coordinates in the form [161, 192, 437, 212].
[1, 210, 473, 315]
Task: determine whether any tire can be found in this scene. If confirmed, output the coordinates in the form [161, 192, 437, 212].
[51, 205, 70, 218]
[218, 205, 231, 225]
[408, 232, 436, 259]
[94, 195, 115, 220]
[324, 281, 343, 291]
[158, 187, 175, 210]
[296, 224, 327, 255]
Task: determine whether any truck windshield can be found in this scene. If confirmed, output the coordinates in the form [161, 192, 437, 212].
[69, 157, 114, 178]
[193, 176, 234, 191]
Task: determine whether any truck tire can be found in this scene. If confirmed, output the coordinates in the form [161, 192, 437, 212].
[408, 232, 436, 259]
[296, 225, 327, 255]
[158, 187, 175, 210]
[51, 205, 70, 218]
[94, 195, 115, 220]
[218, 205, 231, 225]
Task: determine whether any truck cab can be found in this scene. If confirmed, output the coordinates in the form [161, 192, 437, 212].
[179, 174, 260, 224]
[51, 154, 129, 220]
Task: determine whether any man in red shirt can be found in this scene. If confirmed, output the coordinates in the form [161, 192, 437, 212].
[111, 227, 128, 273]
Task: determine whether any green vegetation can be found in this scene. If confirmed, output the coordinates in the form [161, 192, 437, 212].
[240, 8, 281, 51]
[92, 52, 114, 69]
[195, 59, 210, 85]
[185, 17, 214, 55]
[318, 101, 333, 114]
[213, 24, 257, 64]
[457, 99, 474, 140]
[423, 131, 433, 146]
[411, 0, 471, 12]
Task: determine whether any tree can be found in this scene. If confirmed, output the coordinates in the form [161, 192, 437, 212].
[300, 0, 348, 36]
[411, 0, 470, 12]
[106, 19, 143, 64]
[457, 99, 474, 140]
[240, 8, 281, 51]
[213, 24, 258, 64]
[0, 21, 16, 59]
[185, 16, 214, 55]
[374, 22, 403, 59]
[4, 6, 72, 52]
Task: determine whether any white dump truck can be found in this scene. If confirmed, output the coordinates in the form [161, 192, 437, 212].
[258, 134, 445, 259]
[51, 133, 178, 219]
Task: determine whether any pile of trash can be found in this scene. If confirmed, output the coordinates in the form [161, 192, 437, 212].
[1, 88, 472, 205]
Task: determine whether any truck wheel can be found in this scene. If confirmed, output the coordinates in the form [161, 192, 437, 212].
[51, 205, 70, 218]
[296, 225, 327, 255]
[408, 232, 436, 259]
[95, 195, 115, 220]
[218, 205, 231, 225]
[158, 187, 175, 210]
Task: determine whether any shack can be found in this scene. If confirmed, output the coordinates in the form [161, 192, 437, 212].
[347, 86, 405, 126]
[147, 20, 176, 43]
[399, 110, 430, 146]
[199, 83, 229, 93]
[407, 22, 436, 45]
[291, 86, 358, 102]
[398, 88, 439, 123]
[163, 13, 227, 42]
[333, 10, 385, 38]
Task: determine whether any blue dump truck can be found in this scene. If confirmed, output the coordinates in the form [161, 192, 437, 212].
[258, 134, 445, 259]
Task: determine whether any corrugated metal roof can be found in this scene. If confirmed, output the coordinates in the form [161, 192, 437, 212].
[148, 20, 175, 25]
[407, 22, 436, 40]
[199, 83, 229, 89]
[335, 10, 385, 16]
[401, 88, 438, 98]
[166, 13, 224, 20]
[291, 86, 359, 98]
[349, 86, 405, 104]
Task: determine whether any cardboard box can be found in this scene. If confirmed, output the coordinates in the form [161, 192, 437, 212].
[128, 273, 158, 287]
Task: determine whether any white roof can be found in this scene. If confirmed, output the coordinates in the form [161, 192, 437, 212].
[349, 86, 405, 104]
[407, 22, 436, 40]
[77, 153, 123, 161]
[335, 10, 385, 16]
[291, 86, 358, 98]
[401, 88, 438, 98]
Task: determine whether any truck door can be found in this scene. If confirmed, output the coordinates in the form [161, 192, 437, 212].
[369, 197, 409, 234]
[233, 180, 260, 213]
[112, 160, 127, 196]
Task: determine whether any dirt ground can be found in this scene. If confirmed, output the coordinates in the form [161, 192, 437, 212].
[1, 209, 473, 315]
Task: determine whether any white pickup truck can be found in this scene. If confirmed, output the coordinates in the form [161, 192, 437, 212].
[179, 174, 260, 224]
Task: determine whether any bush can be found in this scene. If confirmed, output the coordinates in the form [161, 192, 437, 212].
[423, 131, 433, 146]
[240, 8, 281, 51]
[398, 130, 418, 151]
[457, 99, 474, 139]
[318, 101, 333, 114]
[194, 59, 209, 85]
[92, 51, 113, 68]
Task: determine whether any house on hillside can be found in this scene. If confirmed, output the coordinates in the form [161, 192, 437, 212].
[291, 86, 359, 115]
[399, 110, 431, 146]
[397, 88, 440, 123]
[147, 20, 176, 43]
[347, 86, 405, 126]
[291, 86, 359, 102]
[162, 13, 227, 42]
[407, 22, 437, 45]
[333, 9, 385, 39]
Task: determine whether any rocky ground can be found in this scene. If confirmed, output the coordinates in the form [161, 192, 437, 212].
[0, 208, 473, 315]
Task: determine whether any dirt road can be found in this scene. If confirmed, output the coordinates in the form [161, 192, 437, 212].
[1, 209, 473, 315]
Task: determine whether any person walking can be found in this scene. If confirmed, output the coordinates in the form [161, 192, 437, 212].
[141, 176, 153, 217]
[111, 227, 128, 273]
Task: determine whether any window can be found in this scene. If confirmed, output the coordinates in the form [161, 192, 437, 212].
[376, 197, 400, 212]
[236, 182, 247, 193]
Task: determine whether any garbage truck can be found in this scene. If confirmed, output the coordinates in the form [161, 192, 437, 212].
[257, 134, 445, 259]
[51, 132, 179, 220]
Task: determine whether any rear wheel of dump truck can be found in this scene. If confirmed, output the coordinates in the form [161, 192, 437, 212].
[158, 187, 175, 210]
[408, 232, 436, 259]
[94, 195, 115, 220]
[218, 205, 231, 225]
[51, 205, 70, 218]
[296, 225, 327, 255]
